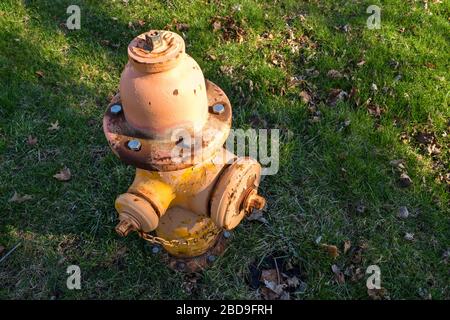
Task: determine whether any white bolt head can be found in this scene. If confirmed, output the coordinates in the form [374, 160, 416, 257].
[110, 104, 122, 114]
[127, 139, 141, 151]
[212, 104, 225, 114]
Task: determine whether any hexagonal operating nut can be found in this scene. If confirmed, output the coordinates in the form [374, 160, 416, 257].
[144, 30, 164, 51]
[243, 189, 266, 213]
[115, 219, 137, 237]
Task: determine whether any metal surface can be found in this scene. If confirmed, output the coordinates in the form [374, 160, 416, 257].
[104, 29, 266, 270]
[165, 232, 229, 273]
[212, 104, 225, 114]
[123, 30, 208, 137]
[210, 158, 263, 230]
[110, 104, 122, 114]
[127, 139, 141, 151]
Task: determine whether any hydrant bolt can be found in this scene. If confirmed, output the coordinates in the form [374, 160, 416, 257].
[110, 104, 122, 115]
[127, 139, 141, 151]
[212, 104, 225, 115]
[151, 246, 161, 254]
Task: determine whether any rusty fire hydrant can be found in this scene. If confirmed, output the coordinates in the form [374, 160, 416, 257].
[103, 30, 266, 272]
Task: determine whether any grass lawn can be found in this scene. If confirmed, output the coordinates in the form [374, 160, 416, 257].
[0, 0, 449, 299]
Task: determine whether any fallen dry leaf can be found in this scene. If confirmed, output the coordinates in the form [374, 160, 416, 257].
[211, 16, 246, 43]
[356, 60, 366, 67]
[212, 20, 221, 31]
[321, 244, 339, 259]
[263, 280, 285, 295]
[270, 52, 286, 68]
[415, 131, 435, 145]
[182, 273, 201, 295]
[350, 246, 364, 264]
[343, 240, 351, 254]
[206, 53, 217, 61]
[260, 286, 280, 300]
[414, 130, 441, 156]
[305, 67, 320, 77]
[176, 22, 189, 32]
[397, 206, 410, 219]
[442, 249, 450, 264]
[355, 201, 366, 214]
[368, 287, 389, 300]
[404, 232, 414, 241]
[247, 210, 268, 224]
[219, 65, 234, 76]
[367, 103, 384, 118]
[53, 167, 71, 181]
[399, 172, 413, 188]
[260, 268, 287, 299]
[327, 88, 348, 106]
[8, 191, 33, 203]
[260, 269, 278, 283]
[348, 266, 365, 282]
[331, 264, 345, 284]
[48, 121, 60, 131]
[285, 275, 300, 288]
[299, 91, 311, 104]
[370, 83, 378, 92]
[26, 135, 38, 146]
[327, 69, 342, 79]
[35, 70, 45, 78]
[390, 159, 405, 170]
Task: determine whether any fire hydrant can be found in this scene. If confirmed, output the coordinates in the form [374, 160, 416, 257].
[103, 30, 266, 272]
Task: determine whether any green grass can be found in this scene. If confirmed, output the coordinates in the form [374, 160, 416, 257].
[0, 0, 449, 299]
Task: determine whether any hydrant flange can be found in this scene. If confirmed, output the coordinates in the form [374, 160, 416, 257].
[103, 80, 232, 171]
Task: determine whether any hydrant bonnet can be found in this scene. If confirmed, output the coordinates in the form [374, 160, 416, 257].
[120, 30, 209, 138]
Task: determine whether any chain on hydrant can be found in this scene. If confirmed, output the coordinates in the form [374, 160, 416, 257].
[103, 30, 266, 272]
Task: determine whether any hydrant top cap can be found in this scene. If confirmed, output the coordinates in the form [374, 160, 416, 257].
[128, 30, 185, 73]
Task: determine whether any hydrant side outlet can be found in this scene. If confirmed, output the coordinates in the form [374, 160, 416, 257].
[103, 30, 266, 272]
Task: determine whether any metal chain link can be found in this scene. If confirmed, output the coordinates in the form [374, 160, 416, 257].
[138, 227, 221, 248]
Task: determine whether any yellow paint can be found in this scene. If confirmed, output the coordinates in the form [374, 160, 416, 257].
[118, 161, 223, 257]
[156, 206, 221, 257]
[161, 219, 220, 257]
[129, 169, 176, 214]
